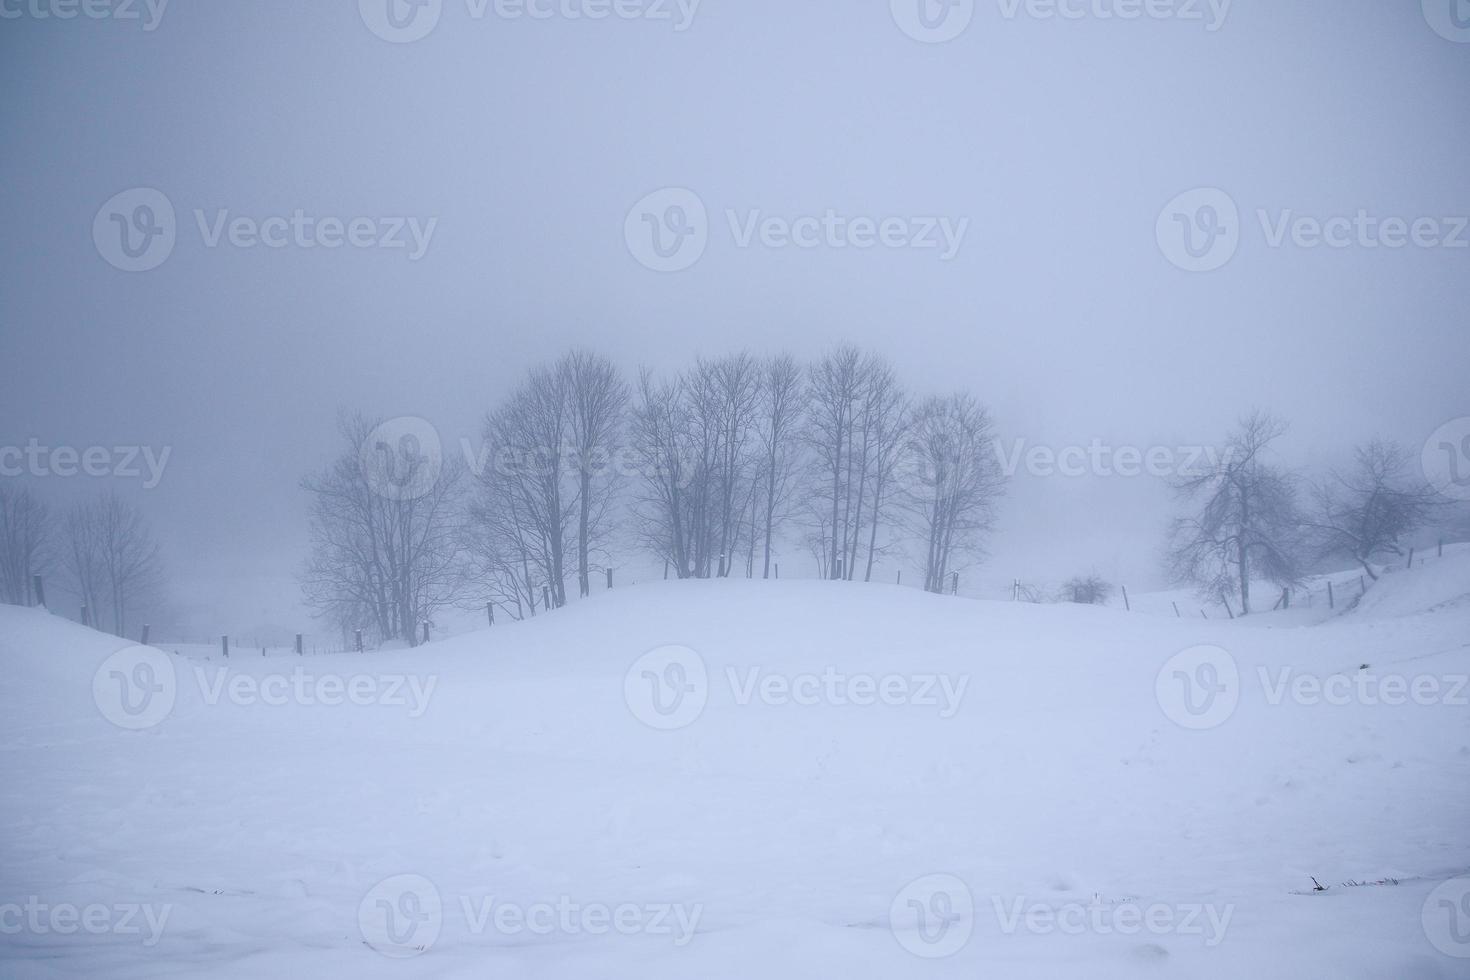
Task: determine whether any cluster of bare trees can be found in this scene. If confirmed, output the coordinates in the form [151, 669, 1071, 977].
[0, 484, 165, 636]
[0, 485, 49, 606]
[302, 412, 469, 647]
[629, 347, 1003, 592]
[1167, 411, 1448, 614]
[301, 345, 1010, 641]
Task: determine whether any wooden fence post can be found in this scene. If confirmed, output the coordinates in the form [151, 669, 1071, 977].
[951, 571, 959, 595]
[1327, 580, 1334, 609]
[486, 602, 495, 627]
[606, 568, 613, 590]
[1172, 601, 1180, 618]
[1222, 598, 1235, 620]
[81, 604, 89, 627]
[1406, 547, 1415, 570]
[221, 635, 229, 659]
[32, 574, 45, 608]
[1122, 586, 1131, 612]
[295, 633, 303, 655]
[140, 624, 150, 645]
[354, 629, 363, 652]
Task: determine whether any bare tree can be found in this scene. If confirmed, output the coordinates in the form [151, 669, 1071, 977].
[900, 393, 1007, 594]
[1167, 411, 1305, 614]
[629, 369, 698, 578]
[61, 493, 164, 635]
[807, 346, 866, 579]
[478, 366, 578, 608]
[0, 485, 49, 606]
[756, 353, 804, 579]
[1307, 440, 1444, 580]
[461, 474, 543, 621]
[706, 353, 762, 577]
[561, 350, 628, 597]
[856, 357, 908, 582]
[302, 412, 467, 645]
[1059, 573, 1114, 604]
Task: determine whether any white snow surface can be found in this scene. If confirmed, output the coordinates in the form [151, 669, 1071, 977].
[3, 554, 1470, 978]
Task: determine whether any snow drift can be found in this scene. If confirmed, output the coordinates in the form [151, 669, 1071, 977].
[2, 554, 1469, 978]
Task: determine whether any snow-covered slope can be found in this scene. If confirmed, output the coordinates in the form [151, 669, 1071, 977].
[2, 558, 1469, 978]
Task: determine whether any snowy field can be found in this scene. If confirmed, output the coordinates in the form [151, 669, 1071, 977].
[3, 554, 1470, 978]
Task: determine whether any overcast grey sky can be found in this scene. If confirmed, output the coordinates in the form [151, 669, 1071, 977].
[1, 0, 1466, 634]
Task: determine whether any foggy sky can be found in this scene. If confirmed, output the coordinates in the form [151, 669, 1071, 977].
[1, 0, 1466, 635]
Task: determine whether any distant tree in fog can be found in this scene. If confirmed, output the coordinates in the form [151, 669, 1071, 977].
[807, 346, 866, 580]
[474, 367, 578, 609]
[1307, 439, 1444, 580]
[301, 412, 467, 646]
[703, 352, 762, 577]
[755, 353, 804, 579]
[854, 357, 909, 582]
[900, 393, 1007, 594]
[60, 492, 163, 636]
[1059, 573, 1113, 605]
[629, 369, 697, 578]
[0, 485, 49, 606]
[562, 350, 628, 598]
[1167, 411, 1305, 615]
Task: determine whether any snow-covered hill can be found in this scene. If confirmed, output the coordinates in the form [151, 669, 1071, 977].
[2, 554, 1469, 978]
